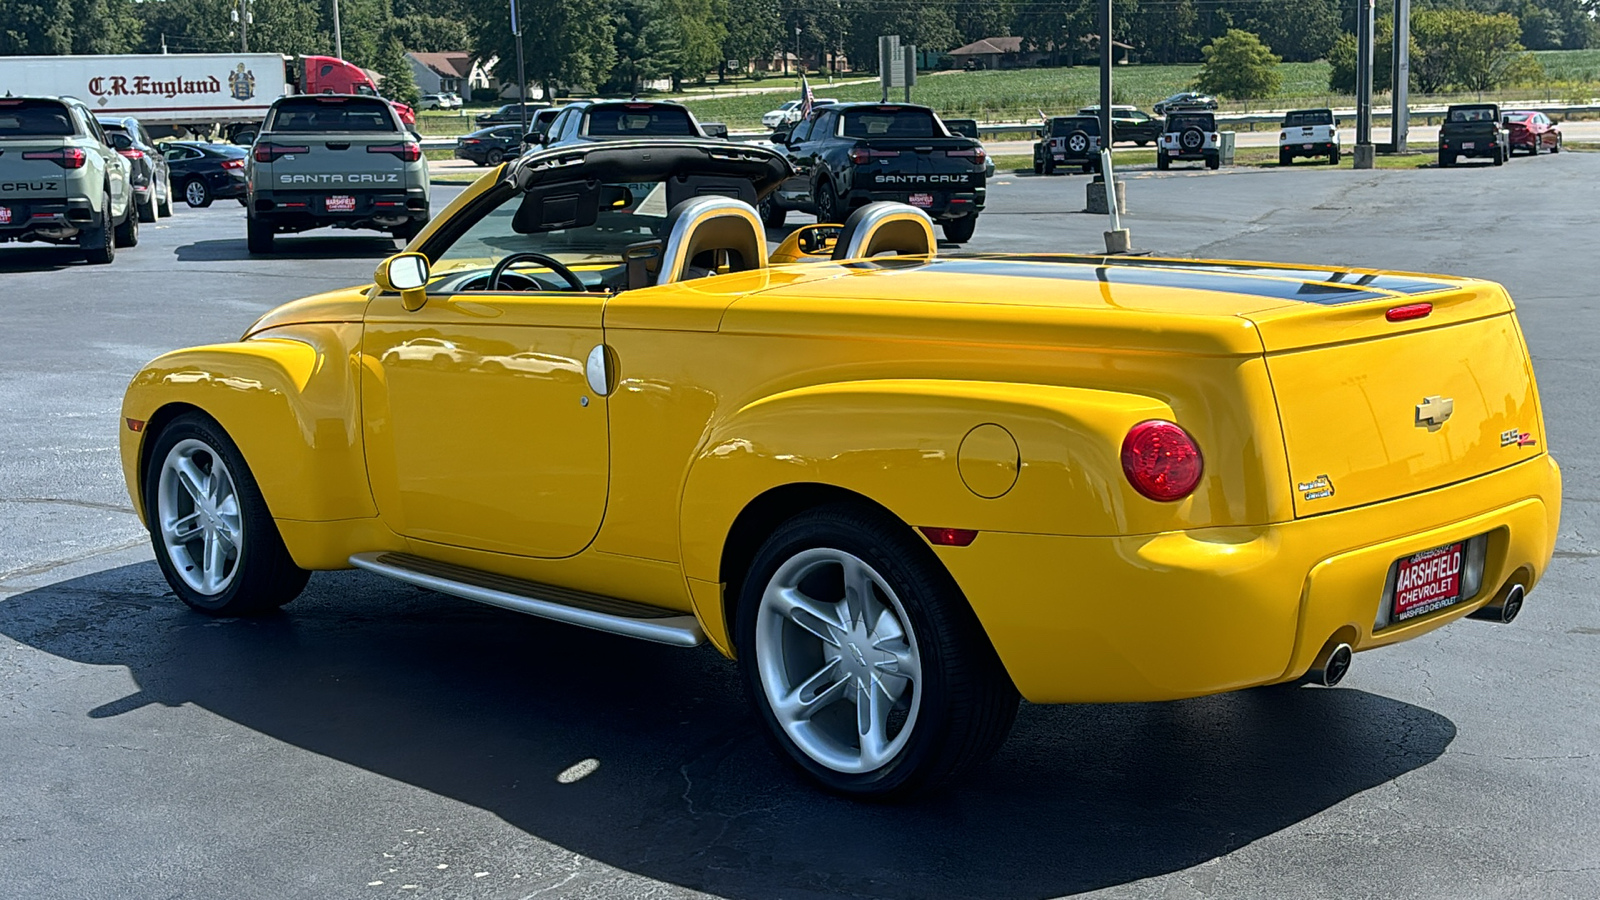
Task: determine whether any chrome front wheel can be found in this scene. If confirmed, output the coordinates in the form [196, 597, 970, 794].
[755, 548, 923, 775]
[157, 438, 243, 596]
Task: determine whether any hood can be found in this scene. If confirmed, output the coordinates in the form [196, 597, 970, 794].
[242, 285, 373, 339]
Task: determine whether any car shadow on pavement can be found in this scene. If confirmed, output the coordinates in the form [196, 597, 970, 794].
[175, 236, 402, 262]
[0, 245, 95, 272]
[2, 564, 1457, 900]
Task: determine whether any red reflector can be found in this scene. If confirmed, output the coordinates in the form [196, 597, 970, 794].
[919, 527, 978, 547]
[1121, 420, 1204, 502]
[126, 418, 145, 432]
[281, 202, 308, 207]
[1386, 303, 1433, 322]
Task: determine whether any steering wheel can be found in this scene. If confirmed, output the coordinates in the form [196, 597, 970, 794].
[487, 251, 588, 292]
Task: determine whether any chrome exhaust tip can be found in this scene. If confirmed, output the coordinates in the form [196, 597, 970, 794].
[1307, 641, 1353, 687]
[1469, 583, 1525, 624]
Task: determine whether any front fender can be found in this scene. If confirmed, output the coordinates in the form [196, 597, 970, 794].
[120, 323, 374, 526]
[678, 378, 1191, 590]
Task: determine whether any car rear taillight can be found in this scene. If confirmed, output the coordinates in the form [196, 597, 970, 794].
[254, 143, 309, 162]
[462, 138, 481, 144]
[1121, 420, 1204, 502]
[118, 148, 145, 159]
[947, 147, 986, 163]
[220, 158, 246, 170]
[369, 142, 422, 162]
[1279, 131, 1287, 140]
[22, 147, 87, 169]
[848, 147, 902, 164]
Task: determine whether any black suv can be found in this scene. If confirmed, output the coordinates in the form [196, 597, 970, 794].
[540, 101, 708, 148]
[97, 116, 172, 222]
[765, 102, 986, 242]
[476, 102, 550, 127]
[1077, 105, 1162, 146]
[1033, 116, 1102, 175]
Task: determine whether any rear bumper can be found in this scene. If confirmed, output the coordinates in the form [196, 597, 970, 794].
[1442, 140, 1502, 159]
[937, 454, 1561, 704]
[1282, 142, 1337, 155]
[842, 187, 986, 220]
[251, 189, 428, 229]
[0, 197, 93, 240]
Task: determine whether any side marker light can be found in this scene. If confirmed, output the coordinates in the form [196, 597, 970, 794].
[126, 418, 145, 432]
[919, 527, 978, 547]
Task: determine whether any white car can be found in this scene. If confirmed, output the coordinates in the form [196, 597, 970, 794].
[760, 97, 838, 131]
[1278, 108, 1340, 165]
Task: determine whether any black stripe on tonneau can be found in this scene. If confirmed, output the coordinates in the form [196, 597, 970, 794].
[909, 257, 1394, 305]
[986, 255, 1461, 298]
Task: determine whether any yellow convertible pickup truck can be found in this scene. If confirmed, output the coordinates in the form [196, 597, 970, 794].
[119, 140, 1561, 797]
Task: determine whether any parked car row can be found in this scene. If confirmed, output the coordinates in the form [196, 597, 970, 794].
[416, 92, 463, 110]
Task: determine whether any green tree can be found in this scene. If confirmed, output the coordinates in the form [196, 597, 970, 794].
[657, 0, 727, 89]
[1235, 0, 1340, 62]
[325, 0, 390, 66]
[1127, 0, 1199, 64]
[609, 0, 679, 93]
[470, 0, 614, 98]
[373, 35, 421, 104]
[722, 0, 779, 74]
[133, 0, 233, 53]
[1194, 29, 1281, 99]
[1327, 19, 1417, 94]
[1013, 0, 1092, 65]
[1411, 8, 1542, 91]
[388, 15, 471, 52]
[251, 0, 330, 55]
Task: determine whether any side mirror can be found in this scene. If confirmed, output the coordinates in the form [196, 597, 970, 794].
[375, 252, 431, 311]
[770, 129, 790, 146]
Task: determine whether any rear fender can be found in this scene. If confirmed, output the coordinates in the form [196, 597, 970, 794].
[679, 379, 1197, 642]
[121, 324, 375, 526]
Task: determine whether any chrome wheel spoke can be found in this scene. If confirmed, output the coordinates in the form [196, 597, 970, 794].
[172, 455, 209, 505]
[772, 658, 849, 724]
[856, 676, 895, 769]
[164, 511, 204, 545]
[771, 586, 843, 647]
[841, 556, 880, 627]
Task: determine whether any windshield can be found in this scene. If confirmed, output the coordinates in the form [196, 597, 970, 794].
[1449, 107, 1497, 123]
[434, 178, 674, 281]
[267, 97, 397, 132]
[1284, 110, 1333, 126]
[0, 100, 75, 137]
[1502, 112, 1532, 123]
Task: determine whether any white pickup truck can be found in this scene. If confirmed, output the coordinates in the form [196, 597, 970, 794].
[1278, 109, 1341, 166]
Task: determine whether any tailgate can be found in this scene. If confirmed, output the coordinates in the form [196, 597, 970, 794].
[861, 140, 982, 192]
[264, 136, 409, 192]
[0, 140, 73, 202]
[1252, 287, 1544, 517]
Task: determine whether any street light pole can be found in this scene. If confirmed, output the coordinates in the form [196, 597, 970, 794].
[333, 0, 343, 61]
[1354, 0, 1376, 167]
[1097, 0, 1130, 253]
[1392, 0, 1411, 153]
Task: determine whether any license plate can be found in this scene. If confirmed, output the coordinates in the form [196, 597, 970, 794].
[908, 193, 934, 208]
[1168, 150, 1179, 156]
[0, 206, 10, 224]
[1303, 143, 1314, 149]
[1463, 142, 1476, 149]
[1392, 541, 1466, 622]
[325, 194, 357, 212]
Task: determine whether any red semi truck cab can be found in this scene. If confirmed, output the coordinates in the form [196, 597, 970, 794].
[296, 56, 415, 125]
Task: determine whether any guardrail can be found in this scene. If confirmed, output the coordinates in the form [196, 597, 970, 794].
[418, 101, 1600, 149]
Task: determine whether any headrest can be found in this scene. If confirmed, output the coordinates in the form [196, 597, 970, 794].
[832, 202, 937, 260]
[659, 196, 766, 283]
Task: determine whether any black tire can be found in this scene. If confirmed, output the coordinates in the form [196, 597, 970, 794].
[1279, 149, 1292, 167]
[137, 190, 157, 223]
[735, 504, 1019, 798]
[184, 177, 213, 208]
[391, 217, 429, 242]
[1043, 156, 1056, 176]
[1135, 139, 1150, 147]
[114, 199, 139, 247]
[941, 215, 978, 243]
[157, 176, 174, 217]
[759, 194, 787, 228]
[1156, 153, 1169, 171]
[1206, 154, 1220, 170]
[1181, 127, 1205, 152]
[143, 412, 310, 616]
[1330, 148, 1341, 165]
[236, 197, 248, 206]
[246, 216, 274, 254]
[81, 190, 115, 265]
[1551, 137, 1561, 154]
[815, 179, 842, 225]
[1493, 149, 1505, 166]
[1439, 152, 1454, 168]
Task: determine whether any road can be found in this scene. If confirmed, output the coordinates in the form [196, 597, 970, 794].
[980, 120, 1600, 156]
[1, 155, 1596, 900]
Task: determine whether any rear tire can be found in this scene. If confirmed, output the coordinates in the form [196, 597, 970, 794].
[735, 504, 1019, 798]
[157, 176, 174, 217]
[184, 177, 213, 208]
[114, 201, 139, 247]
[1551, 137, 1561, 154]
[759, 194, 787, 228]
[941, 215, 978, 243]
[814, 179, 842, 225]
[1439, 152, 1454, 168]
[1279, 149, 1292, 167]
[246, 216, 274, 254]
[137, 190, 157, 223]
[391, 217, 429, 243]
[81, 190, 115, 265]
[1156, 153, 1169, 171]
[1493, 149, 1505, 166]
[1206, 154, 1220, 170]
[1330, 148, 1341, 165]
[143, 412, 310, 616]
[1042, 156, 1055, 176]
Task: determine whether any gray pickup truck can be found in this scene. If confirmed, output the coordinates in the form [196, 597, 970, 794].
[0, 96, 136, 264]
[246, 95, 430, 254]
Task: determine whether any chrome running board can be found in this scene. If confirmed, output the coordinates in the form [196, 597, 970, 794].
[348, 552, 705, 648]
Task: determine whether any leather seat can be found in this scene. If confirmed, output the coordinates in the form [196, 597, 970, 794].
[831, 202, 937, 260]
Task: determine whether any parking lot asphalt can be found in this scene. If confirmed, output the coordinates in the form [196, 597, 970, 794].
[1, 156, 1596, 900]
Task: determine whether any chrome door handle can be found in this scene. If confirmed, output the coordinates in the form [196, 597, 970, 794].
[585, 344, 612, 396]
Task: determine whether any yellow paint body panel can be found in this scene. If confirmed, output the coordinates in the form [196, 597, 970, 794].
[119, 242, 1562, 703]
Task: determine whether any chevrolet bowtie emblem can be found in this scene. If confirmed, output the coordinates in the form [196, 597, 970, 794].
[1416, 395, 1454, 430]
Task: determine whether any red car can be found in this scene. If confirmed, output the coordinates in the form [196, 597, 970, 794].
[1501, 110, 1563, 156]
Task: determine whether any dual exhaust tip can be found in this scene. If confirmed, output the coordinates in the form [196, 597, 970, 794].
[1303, 582, 1527, 688]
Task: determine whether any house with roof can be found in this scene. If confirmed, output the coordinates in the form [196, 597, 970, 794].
[406, 51, 472, 95]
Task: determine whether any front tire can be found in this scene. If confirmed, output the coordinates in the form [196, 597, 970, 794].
[759, 194, 787, 228]
[144, 413, 310, 615]
[736, 505, 1019, 798]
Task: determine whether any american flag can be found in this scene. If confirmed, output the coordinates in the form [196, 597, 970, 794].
[798, 72, 814, 119]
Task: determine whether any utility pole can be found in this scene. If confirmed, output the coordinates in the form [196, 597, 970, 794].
[333, 0, 344, 61]
[1391, 0, 1411, 153]
[1354, 0, 1376, 167]
[235, 0, 249, 52]
[1096, 0, 1130, 253]
[511, 0, 528, 138]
